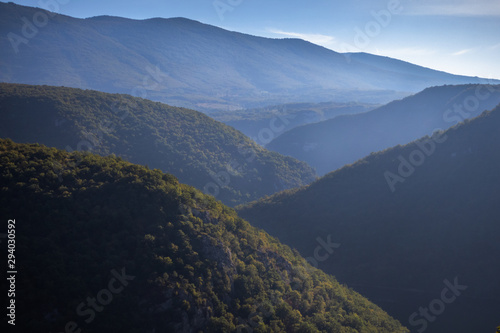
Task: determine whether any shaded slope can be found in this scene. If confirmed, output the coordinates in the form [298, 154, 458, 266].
[267, 84, 500, 175]
[0, 83, 316, 206]
[0, 138, 407, 332]
[0, 2, 497, 111]
[238, 104, 500, 332]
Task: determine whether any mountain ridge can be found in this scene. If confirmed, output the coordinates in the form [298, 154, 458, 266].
[1, 1, 498, 112]
[0, 138, 408, 332]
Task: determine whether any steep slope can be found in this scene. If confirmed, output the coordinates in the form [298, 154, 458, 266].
[1, 2, 497, 111]
[0, 138, 407, 332]
[0, 83, 316, 206]
[212, 101, 379, 144]
[238, 104, 500, 332]
[267, 84, 500, 175]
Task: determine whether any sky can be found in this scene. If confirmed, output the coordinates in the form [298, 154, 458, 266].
[6, 0, 500, 79]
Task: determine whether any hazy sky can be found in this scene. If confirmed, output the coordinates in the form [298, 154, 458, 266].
[6, 0, 500, 79]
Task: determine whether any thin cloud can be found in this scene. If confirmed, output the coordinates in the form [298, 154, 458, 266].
[267, 29, 336, 48]
[452, 48, 474, 56]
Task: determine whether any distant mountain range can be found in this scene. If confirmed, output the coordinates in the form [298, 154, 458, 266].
[267, 84, 500, 175]
[0, 138, 408, 332]
[1, 2, 498, 112]
[238, 103, 500, 332]
[0, 83, 316, 206]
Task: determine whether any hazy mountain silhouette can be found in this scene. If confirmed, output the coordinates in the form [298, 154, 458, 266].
[212, 101, 378, 144]
[267, 84, 500, 175]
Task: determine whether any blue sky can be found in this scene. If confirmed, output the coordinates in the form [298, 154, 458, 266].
[6, 0, 500, 79]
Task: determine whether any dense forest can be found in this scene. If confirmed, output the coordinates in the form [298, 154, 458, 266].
[0, 83, 316, 206]
[0, 138, 407, 332]
[238, 104, 500, 332]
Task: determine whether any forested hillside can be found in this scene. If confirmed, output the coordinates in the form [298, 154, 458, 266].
[239, 105, 500, 332]
[0, 138, 407, 332]
[0, 83, 316, 206]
